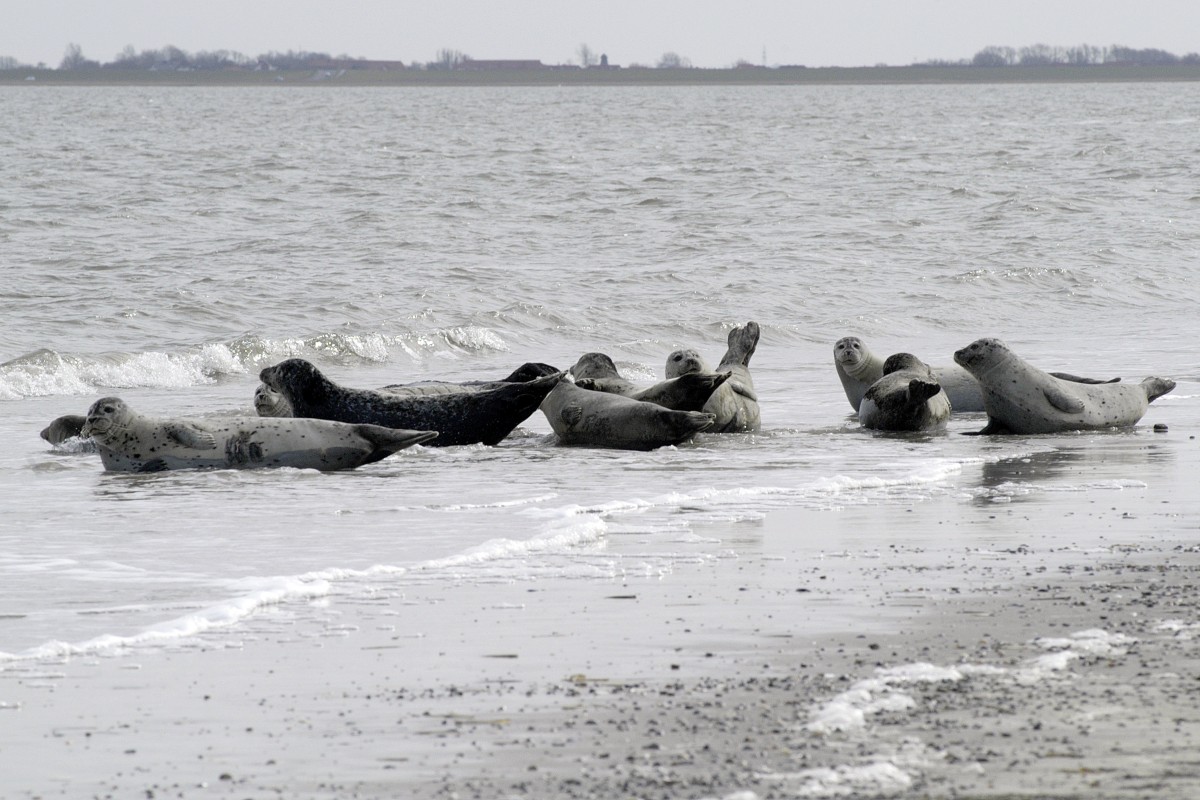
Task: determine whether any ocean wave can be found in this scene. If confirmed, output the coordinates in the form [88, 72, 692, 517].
[0, 325, 512, 400]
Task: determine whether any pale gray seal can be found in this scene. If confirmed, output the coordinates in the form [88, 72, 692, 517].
[540, 379, 715, 450]
[258, 358, 563, 447]
[80, 397, 437, 473]
[858, 353, 951, 432]
[253, 384, 294, 417]
[665, 322, 760, 432]
[835, 335, 1120, 414]
[952, 338, 1175, 434]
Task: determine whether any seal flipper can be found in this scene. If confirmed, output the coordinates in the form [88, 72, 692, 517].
[500, 362, 559, 383]
[1049, 372, 1121, 385]
[560, 405, 585, 428]
[718, 321, 760, 370]
[907, 379, 943, 404]
[1041, 384, 1086, 414]
[728, 379, 758, 402]
[165, 423, 218, 450]
[963, 417, 1016, 436]
[355, 426, 439, 459]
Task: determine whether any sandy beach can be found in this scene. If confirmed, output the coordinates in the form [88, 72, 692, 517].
[5, 426, 1199, 799]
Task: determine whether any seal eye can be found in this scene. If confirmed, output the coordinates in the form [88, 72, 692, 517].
[103, 405, 114, 413]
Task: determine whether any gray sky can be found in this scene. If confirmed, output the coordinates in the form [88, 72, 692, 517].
[5, 0, 1198, 69]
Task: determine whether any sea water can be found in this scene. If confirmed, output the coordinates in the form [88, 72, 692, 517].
[0, 82, 1196, 660]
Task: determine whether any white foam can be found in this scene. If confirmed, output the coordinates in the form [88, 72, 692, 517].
[0, 325, 512, 400]
[0, 575, 330, 663]
[806, 662, 965, 735]
[759, 762, 914, 797]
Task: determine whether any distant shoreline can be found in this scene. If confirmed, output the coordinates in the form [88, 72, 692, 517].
[5, 64, 1200, 87]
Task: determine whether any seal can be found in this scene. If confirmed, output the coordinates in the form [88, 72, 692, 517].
[952, 338, 1175, 434]
[857, 353, 951, 431]
[567, 353, 640, 396]
[253, 384, 294, 417]
[258, 358, 564, 447]
[540, 378, 715, 450]
[379, 362, 560, 397]
[40, 414, 88, 445]
[665, 321, 760, 432]
[835, 336, 1121, 413]
[80, 397, 437, 473]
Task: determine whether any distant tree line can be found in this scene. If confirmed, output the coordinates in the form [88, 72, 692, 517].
[931, 43, 1200, 68]
[0, 42, 708, 72]
[4, 41, 1200, 73]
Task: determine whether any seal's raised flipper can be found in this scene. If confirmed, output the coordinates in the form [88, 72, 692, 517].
[718, 321, 760, 370]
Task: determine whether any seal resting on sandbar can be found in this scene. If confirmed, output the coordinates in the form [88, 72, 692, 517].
[540, 378, 715, 450]
[952, 338, 1175, 435]
[835, 335, 1120, 413]
[258, 358, 563, 447]
[665, 321, 760, 432]
[858, 353, 951, 432]
[80, 397, 437, 473]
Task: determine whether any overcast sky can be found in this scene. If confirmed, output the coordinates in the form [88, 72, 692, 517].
[4, 0, 1198, 69]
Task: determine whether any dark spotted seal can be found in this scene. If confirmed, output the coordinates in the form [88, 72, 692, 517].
[258, 358, 563, 447]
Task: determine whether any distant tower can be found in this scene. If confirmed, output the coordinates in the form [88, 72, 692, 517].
[762, 46, 767, 67]
[600, 53, 608, 67]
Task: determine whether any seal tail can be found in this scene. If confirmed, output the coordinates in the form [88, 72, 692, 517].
[500, 362, 560, 382]
[719, 321, 760, 369]
[1141, 377, 1176, 404]
[674, 411, 716, 437]
[357, 426, 439, 456]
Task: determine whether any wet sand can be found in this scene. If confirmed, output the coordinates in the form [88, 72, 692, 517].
[4, 428, 1200, 798]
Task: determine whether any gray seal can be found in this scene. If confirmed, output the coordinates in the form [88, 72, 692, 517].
[835, 335, 1120, 413]
[567, 353, 640, 396]
[953, 338, 1175, 434]
[40, 414, 88, 445]
[253, 384, 294, 417]
[80, 397, 437, 473]
[665, 321, 760, 432]
[857, 353, 951, 432]
[540, 379, 715, 450]
[258, 358, 563, 447]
